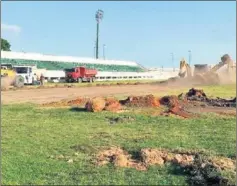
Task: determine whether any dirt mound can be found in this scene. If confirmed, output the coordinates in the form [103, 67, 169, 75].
[96, 147, 195, 170]
[96, 147, 146, 170]
[119, 95, 160, 108]
[210, 157, 236, 171]
[85, 97, 106, 112]
[187, 154, 230, 186]
[96, 147, 129, 166]
[104, 98, 122, 112]
[186, 95, 236, 107]
[186, 88, 207, 98]
[140, 148, 167, 165]
[159, 95, 180, 108]
[183, 88, 236, 108]
[95, 147, 235, 185]
[140, 148, 194, 167]
[207, 97, 236, 107]
[159, 95, 194, 118]
[85, 97, 122, 112]
[173, 154, 194, 167]
[42, 97, 87, 107]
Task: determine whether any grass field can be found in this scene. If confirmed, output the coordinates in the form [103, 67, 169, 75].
[1, 84, 236, 185]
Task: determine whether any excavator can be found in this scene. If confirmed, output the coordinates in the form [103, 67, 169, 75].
[178, 54, 235, 85]
[1, 64, 25, 90]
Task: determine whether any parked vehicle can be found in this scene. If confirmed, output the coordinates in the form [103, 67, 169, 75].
[65, 67, 97, 83]
[13, 65, 37, 85]
[1, 64, 25, 89]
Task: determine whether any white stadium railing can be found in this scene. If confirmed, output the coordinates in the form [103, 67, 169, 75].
[41, 70, 179, 82]
[1, 51, 180, 82]
[1, 51, 138, 66]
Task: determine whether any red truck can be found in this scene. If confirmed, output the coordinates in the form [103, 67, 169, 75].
[65, 67, 97, 83]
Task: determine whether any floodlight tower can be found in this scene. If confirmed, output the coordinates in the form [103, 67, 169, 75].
[95, 9, 104, 59]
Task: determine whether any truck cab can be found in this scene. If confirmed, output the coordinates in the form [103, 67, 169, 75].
[13, 65, 36, 85]
[193, 64, 209, 76]
[65, 67, 97, 83]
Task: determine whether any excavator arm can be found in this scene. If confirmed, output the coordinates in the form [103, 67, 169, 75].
[209, 54, 233, 73]
[178, 59, 192, 78]
[209, 62, 225, 73]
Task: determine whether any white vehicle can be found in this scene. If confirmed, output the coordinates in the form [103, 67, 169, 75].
[13, 65, 37, 85]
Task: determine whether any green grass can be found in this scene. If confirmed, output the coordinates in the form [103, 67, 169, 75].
[153, 83, 236, 98]
[1, 84, 236, 185]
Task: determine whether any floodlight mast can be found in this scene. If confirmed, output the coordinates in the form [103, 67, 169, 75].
[95, 9, 104, 59]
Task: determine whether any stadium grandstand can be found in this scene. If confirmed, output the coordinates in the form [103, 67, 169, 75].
[1, 51, 179, 82]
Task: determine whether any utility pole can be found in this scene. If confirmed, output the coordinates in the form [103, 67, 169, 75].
[188, 50, 192, 66]
[95, 9, 104, 59]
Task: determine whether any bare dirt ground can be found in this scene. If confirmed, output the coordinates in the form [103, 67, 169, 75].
[1, 84, 171, 104]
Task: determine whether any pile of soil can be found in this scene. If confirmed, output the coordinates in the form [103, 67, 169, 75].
[85, 97, 122, 112]
[104, 98, 122, 112]
[185, 88, 236, 107]
[96, 147, 195, 171]
[85, 97, 106, 112]
[210, 157, 236, 171]
[96, 147, 236, 185]
[159, 95, 180, 108]
[119, 95, 160, 107]
[96, 147, 146, 170]
[206, 97, 236, 107]
[159, 95, 194, 118]
[186, 88, 207, 98]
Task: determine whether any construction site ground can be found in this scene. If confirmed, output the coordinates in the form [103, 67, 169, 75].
[1, 82, 236, 104]
[1, 83, 236, 185]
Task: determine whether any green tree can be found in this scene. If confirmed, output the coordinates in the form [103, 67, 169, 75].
[1, 38, 11, 51]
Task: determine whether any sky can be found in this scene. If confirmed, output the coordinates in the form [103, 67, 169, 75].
[1, 1, 236, 68]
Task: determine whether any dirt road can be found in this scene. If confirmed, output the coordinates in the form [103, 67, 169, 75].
[2, 84, 171, 104]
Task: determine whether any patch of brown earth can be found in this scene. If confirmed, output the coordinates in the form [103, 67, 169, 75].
[168, 106, 194, 118]
[96, 147, 146, 170]
[159, 95, 194, 118]
[104, 97, 122, 112]
[210, 157, 236, 171]
[41, 97, 87, 107]
[96, 147, 194, 171]
[215, 111, 236, 116]
[159, 95, 180, 108]
[120, 94, 160, 107]
[96, 147, 236, 174]
[172, 154, 194, 167]
[140, 148, 167, 165]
